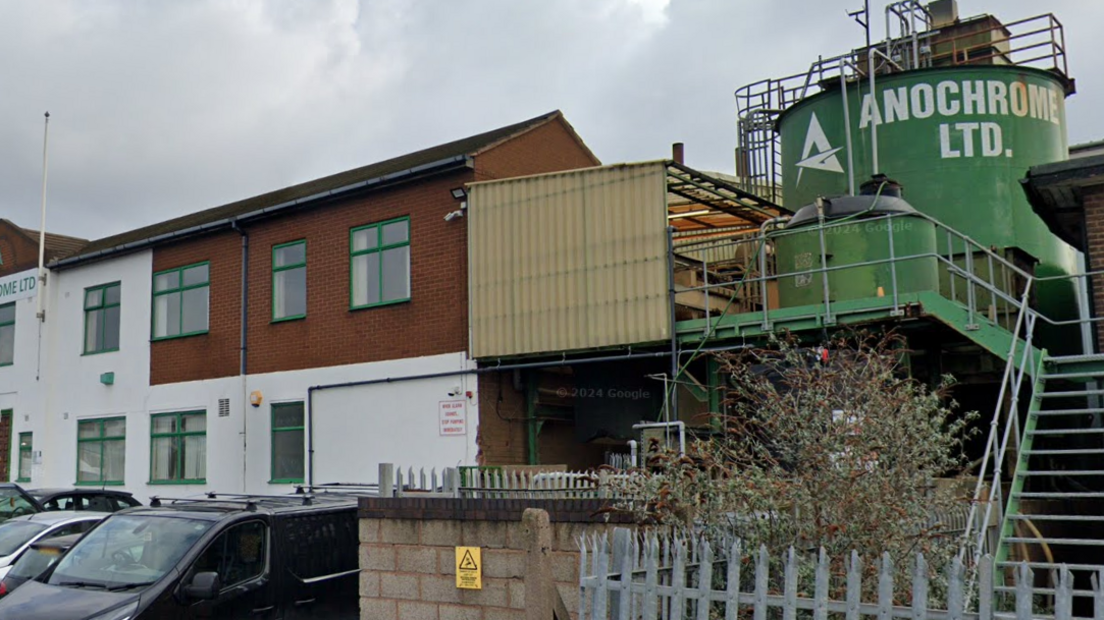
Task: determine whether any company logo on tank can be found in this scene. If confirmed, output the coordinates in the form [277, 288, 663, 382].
[857, 78, 1063, 160]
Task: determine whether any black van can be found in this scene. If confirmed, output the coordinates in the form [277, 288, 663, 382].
[0, 493, 360, 619]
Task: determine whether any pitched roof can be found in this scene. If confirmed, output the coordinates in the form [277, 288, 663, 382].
[0, 219, 88, 263]
[57, 110, 570, 266]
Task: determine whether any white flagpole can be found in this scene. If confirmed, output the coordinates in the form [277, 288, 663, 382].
[35, 112, 50, 322]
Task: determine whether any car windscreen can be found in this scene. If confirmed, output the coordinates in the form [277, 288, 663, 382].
[7, 545, 64, 579]
[0, 491, 38, 520]
[0, 522, 47, 557]
[49, 515, 214, 589]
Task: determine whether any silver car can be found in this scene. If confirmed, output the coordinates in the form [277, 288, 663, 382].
[0, 511, 106, 580]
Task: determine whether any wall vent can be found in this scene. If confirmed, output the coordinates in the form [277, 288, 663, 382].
[218, 398, 230, 417]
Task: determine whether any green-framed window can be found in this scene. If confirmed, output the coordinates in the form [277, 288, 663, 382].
[0, 303, 14, 366]
[272, 241, 306, 321]
[350, 217, 410, 309]
[84, 282, 121, 354]
[152, 262, 209, 340]
[77, 417, 125, 485]
[270, 402, 304, 483]
[150, 411, 206, 484]
[16, 432, 31, 482]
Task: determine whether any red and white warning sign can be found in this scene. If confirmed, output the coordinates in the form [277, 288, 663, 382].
[438, 400, 467, 437]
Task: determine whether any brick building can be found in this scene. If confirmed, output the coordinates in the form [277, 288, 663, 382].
[1023, 152, 1104, 350]
[0, 111, 598, 498]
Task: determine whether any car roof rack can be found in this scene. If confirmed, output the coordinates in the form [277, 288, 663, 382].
[148, 491, 336, 510]
[294, 482, 380, 496]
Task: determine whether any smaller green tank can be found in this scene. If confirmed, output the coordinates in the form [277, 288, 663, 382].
[774, 184, 939, 308]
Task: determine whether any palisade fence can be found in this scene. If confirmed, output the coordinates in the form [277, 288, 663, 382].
[373, 463, 618, 499]
[579, 530, 1103, 620]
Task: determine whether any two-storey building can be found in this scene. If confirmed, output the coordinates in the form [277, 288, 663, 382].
[0, 111, 599, 499]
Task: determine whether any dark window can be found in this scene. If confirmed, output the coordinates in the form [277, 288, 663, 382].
[282, 512, 357, 579]
[0, 303, 14, 366]
[193, 520, 267, 589]
[270, 403, 304, 483]
[350, 218, 410, 309]
[272, 241, 307, 321]
[152, 263, 209, 339]
[83, 283, 121, 354]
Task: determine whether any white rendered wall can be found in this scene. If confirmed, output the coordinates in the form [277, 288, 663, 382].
[0, 269, 47, 481]
[10, 250, 479, 503]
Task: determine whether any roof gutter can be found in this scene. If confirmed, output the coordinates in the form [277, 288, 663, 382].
[51, 155, 473, 270]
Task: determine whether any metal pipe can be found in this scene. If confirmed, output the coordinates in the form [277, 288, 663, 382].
[35, 112, 50, 322]
[702, 254, 710, 336]
[987, 253, 997, 324]
[868, 51, 879, 175]
[666, 227, 679, 422]
[886, 216, 900, 315]
[816, 198, 833, 324]
[231, 220, 250, 493]
[232, 222, 249, 375]
[964, 238, 978, 329]
[839, 69, 856, 196]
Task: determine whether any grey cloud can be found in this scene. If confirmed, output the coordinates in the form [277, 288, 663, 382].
[0, 0, 1098, 241]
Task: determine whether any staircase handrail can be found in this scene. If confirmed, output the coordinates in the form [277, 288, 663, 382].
[960, 281, 1035, 560]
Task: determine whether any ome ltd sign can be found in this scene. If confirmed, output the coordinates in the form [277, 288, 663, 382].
[0, 269, 38, 306]
[779, 67, 1069, 209]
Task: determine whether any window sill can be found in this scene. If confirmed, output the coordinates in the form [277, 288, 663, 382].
[268, 479, 304, 485]
[350, 298, 411, 312]
[148, 479, 207, 485]
[271, 315, 306, 324]
[75, 481, 125, 487]
[151, 331, 209, 343]
[82, 348, 119, 357]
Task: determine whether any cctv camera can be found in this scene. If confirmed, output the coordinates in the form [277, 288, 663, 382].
[444, 210, 464, 222]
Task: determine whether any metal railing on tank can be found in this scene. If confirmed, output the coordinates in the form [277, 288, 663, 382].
[734, 11, 1069, 204]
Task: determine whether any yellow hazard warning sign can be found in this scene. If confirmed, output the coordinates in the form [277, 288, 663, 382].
[455, 546, 482, 590]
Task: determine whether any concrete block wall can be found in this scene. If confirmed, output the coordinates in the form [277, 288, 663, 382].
[358, 498, 634, 620]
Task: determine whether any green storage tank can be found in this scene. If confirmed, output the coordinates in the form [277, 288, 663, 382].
[776, 65, 1079, 348]
[775, 189, 938, 308]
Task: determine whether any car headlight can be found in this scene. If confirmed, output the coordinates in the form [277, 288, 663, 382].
[86, 600, 139, 620]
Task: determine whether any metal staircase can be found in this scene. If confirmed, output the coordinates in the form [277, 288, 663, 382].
[996, 352, 1104, 576]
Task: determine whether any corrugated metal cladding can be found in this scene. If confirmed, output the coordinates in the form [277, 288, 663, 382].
[469, 162, 670, 359]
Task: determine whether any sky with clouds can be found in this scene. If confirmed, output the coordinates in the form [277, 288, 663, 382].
[1, 0, 1101, 241]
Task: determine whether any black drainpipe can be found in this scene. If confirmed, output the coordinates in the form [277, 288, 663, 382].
[304, 342, 752, 488]
[232, 221, 249, 494]
[231, 221, 249, 375]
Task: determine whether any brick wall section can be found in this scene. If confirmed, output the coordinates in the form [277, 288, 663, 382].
[476, 373, 527, 465]
[245, 173, 474, 376]
[149, 116, 599, 385]
[151, 229, 243, 384]
[358, 498, 632, 620]
[473, 116, 600, 183]
[0, 221, 41, 277]
[1085, 184, 1104, 349]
